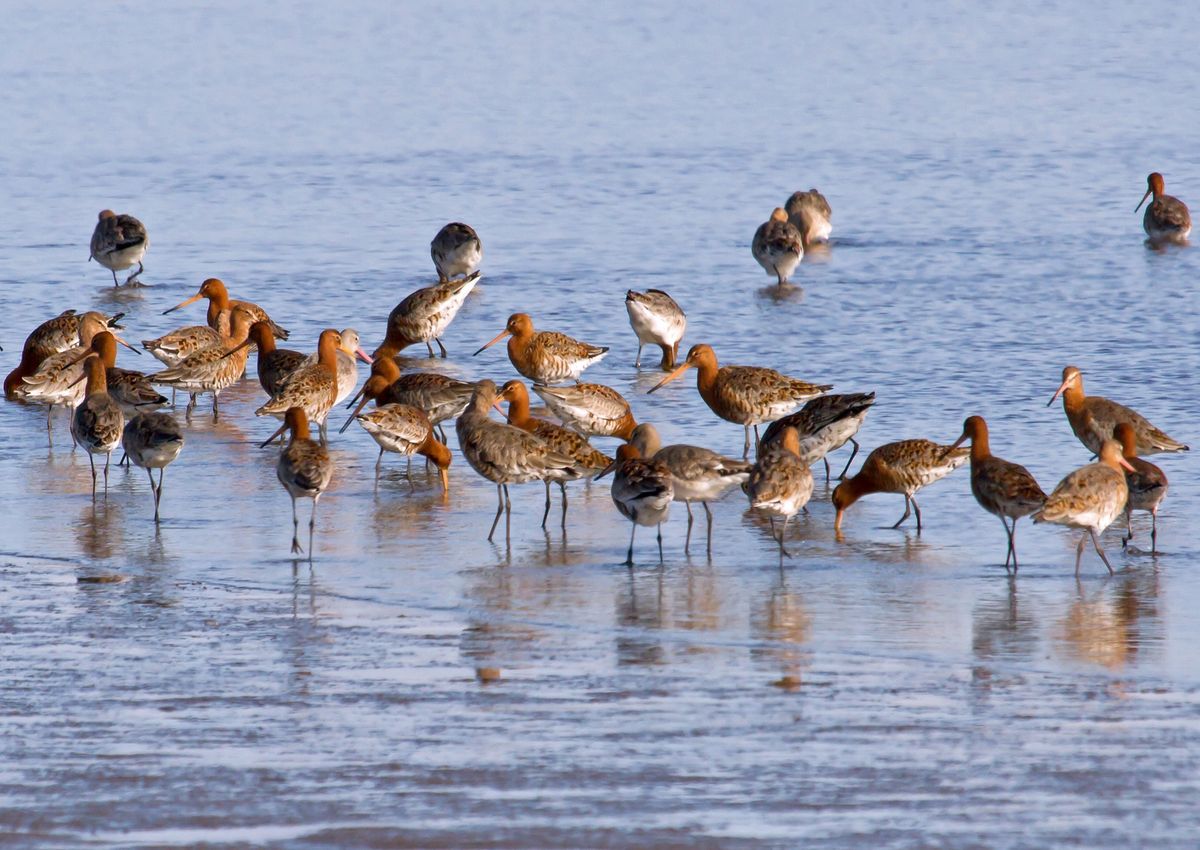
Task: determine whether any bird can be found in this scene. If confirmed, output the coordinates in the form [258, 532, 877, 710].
[455, 380, 579, 546]
[474, 313, 609, 385]
[751, 207, 804, 286]
[122, 411, 184, 522]
[944, 415, 1046, 571]
[498, 379, 611, 531]
[625, 289, 686, 370]
[1136, 172, 1191, 242]
[162, 277, 289, 343]
[745, 425, 814, 559]
[347, 401, 451, 491]
[302, 328, 372, 406]
[149, 306, 256, 418]
[23, 330, 162, 419]
[832, 439, 968, 533]
[532, 382, 638, 440]
[343, 357, 474, 443]
[373, 271, 480, 359]
[1032, 439, 1134, 575]
[260, 407, 334, 560]
[69, 355, 125, 497]
[784, 189, 833, 248]
[239, 321, 309, 397]
[430, 222, 483, 281]
[649, 343, 832, 457]
[5, 309, 115, 398]
[597, 443, 674, 566]
[759, 392, 875, 482]
[255, 329, 342, 445]
[1048, 365, 1187, 456]
[1113, 422, 1167, 554]
[628, 422, 750, 557]
[89, 210, 148, 286]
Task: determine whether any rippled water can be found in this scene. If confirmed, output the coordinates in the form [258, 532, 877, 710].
[4, 2, 1200, 847]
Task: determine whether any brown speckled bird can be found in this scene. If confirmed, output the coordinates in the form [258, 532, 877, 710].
[374, 271, 480, 359]
[240, 321, 308, 397]
[533, 382, 638, 440]
[1049, 365, 1187, 456]
[945, 416, 1046, 571]
[149, 306, 256, 419]
[122, 411, 184, 522]
[832, 439, 968, 533]
[474, 313, 608, 385]
[752, 207, 804, 286]
[760, 392, 875, 481]
[745, 426, 814, 559]
[350, 402, 450, 491]
[1136, 172, 1190, 242]
[344, 357, 474, 442]
[650, 343, 832, 457]
[255, 329, 342, 444]
[70, 356, 125, 497]
[261, 407, 334, 560]
[1113, 423, 1168, 554]
[5, 309, 106, 398]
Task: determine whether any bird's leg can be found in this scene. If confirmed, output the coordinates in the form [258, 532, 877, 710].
[541, 481, 551, 529]
[1089, 528, 1114, 574]
[779, 515, 793, 559]
[88, 453, 97, 498]
[911, 495, 923, 532]
[124, 262, 144, 286]
[684, 501, 694, 555]
[147, 468, 158, 521]
[102, 453, 110, 496]
[488, 485, 504, 542]
[212, 391, 220, 421]
[1122, 505, 1133, 548]
[634, 342, 643, 369]
[503, 484, 512, 548]
[743, 425, 751, 459]
[1151, 509, 1159, 554]
[837, 439, 859, 480]
[318, 418, 328, 447]
[823, 457, 831, 485]
[753, 424, 761, 452]
[891, 495, 912, 529]
[703, 501, 714, 559]
[425, 341, 436, 358]
[291, 497, 303, 554]
[156, 466, 167, 522]
[559, 481, 568, 532]
[308, 496, 319, 563]
[1074, 533, 1086, 575]
[186, 393, 196, 419]
[375, 447, 384, 478]
[656, 524, 664, 564]
[626, 523, 636, 566]
[436, 338, 448, 359]
[118, 451, 128, 467]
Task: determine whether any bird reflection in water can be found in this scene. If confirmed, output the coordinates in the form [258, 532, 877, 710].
[750, 573, 811, 683]
[1057, 571, 1162, 670]
[616, 566, 667, 666]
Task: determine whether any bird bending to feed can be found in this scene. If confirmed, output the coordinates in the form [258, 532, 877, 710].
[745, 426, 814, 559]
[149, 306, 256, 419]
[374, 271, 480, 360]
[785, 189, 833, 248]
[431, 222, 483, 281]
[40, 331, 162, 417]
[344, 357, 474, 442]
[597, 443, 674, 566]
[261, 407, 334, 560]
[70, 355, 125, 497]
[1113, 422, 1167, 554]
[474, 313, 609, 385]
[832, 439, 968, 533]
[759, 392, 875, 481]
[649, 343, 832, 457]
[162, 277, 290, 343]
[255, 329, 343, 445]
[122, 411, 184, 522]
[625, 289, 686, 370]
[945, 415, 1046, 571]
[1136, 172, 1190, 242]
[752, 207, 804, 286]
[1048, 365, 1187, 456]
[302, 328, 372, 405]
[90, 210, 148, 286]
[5, 309, 114, 398]
[499, 380, 611, 531]
[455, 380, 579, 546]
[628, 422, 750, 557]
[347, 400, 451, 490]
[1032, 439, 1133, 575]
[532, 382, 637, 440]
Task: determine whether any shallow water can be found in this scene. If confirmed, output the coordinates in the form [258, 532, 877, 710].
[4, 2, 1200, 847]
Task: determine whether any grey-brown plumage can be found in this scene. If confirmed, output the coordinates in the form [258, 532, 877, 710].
[1114, 423, 1167, 554]
[344, 358, 474, 442]
[760, 392, 875, 481]
[625, 289, 686, 370]
[745, 426, 814, 559]
[377, 272, 481, 359]
[456, 380, 580, 545]
[629, 422, 749, 558]
[599, 443, 674, 566]
[122, 411, 184, 522]
[5, 309, 91, 399]
[71, 356, 125, 497]
[261, 408, 334, 560]
[784, 189, 833, 248]
[431, 222, 483, 281]
[752, 208, 804, 286]
[1137, 172, 1191, 242]
[90, 210, 148, 286]
[1033, 440, 1131, 575]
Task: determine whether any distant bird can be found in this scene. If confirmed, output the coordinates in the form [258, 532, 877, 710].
[1113, 422, 1168, 554]
[70, 355, 125, 497]
[122, 412, 184, 522]
[89, 210, 148, 286]
[532, 382, 637, 440]
[945, 416, 1046, 571]
[625, 289, 686, 370]
[474, 313, 608, 385]
[1048, 365, 1187, 456]
[1033, 439, 1133, 575]
[261, 407, 334, 559]
[649, 343, 831, 457]
[629, 423, 750, 557]
[1136, 172, 1190, 242]
[373, 272, 480, 359]
[745, 426, 814, 559]
[832, 439, 968, 533]
[597, 443, 674, 566]
[785, 189, 833, 248]
[430, 222, 483, 281]
[751, 207, 804, 286]
[760, 392, 875, 481]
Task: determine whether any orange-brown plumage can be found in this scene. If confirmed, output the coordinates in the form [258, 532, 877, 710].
[474, 313, 609, 385]
[832, 439, 968, 533]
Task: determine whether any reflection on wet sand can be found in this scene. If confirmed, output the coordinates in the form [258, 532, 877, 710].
[616, 566, 667, 666]
[972, 577, 1039, 664]
[1056, 571, 1163, 670]
[750, 574, 811, 679]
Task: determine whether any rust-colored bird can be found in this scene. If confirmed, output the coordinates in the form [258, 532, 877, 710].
[649, 343, 832, 457]
[752, 207, 804, 286]
[1113, 422, 1168, 554]
[945, 416, 1046, 571]
[255, 329, 342, 445]
[532, 382, 638, 440]
[261, 407, 334, 560]
[745, 426, 814, 559]
[303, 328, 372, 405]
[69, 355, 125, 497]
[832, 439, 968, 533]
[149, 306, 256, 419]
[625, 289, 686, 370]
[5, 309, 117, 398]
[474, 313, 608, 385]
[374, 271, 480, 359]
[162, 277, 289, 342]
[1136, 172, 1190, 242]
[241, 321, 308, 397]
[1033, 439, 1134, 575]
[89, 210, 148, 286]
[1048, 365, 1187, 456]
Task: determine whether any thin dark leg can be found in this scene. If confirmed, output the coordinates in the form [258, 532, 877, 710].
[890, 495, 912, 529]
[911, 495, 923, 532]
[291, 497, 303, 554]
[837, 439, 859, 480]
[1151, 509, 1158, 554]
[559, 481, 568, 532]
[503, 484, 512, 547]
[212, 391, 220, 421]
[435, 338, 448, 359]
[684, 501, 694, 555]
[375, 448, 384, 478]
[656, 524, 664, 564]
[1122, 506, 1133, 548]
[308, 497, 318, 563]
[1089, 528, 1114, 574]
[111, 269, 120, 287]
[634, 342, 643, 369]
[541, 481, 551, 529]
[743, 425, 751, 458]
[1073, 533, 1086, 575]
[318, 418, 328, 447]
[703, 501, 714, 558]
[102, 453, 110, 495]
[488, 484, 504, 542]
[46, 406, 54, 446]
[778, 515, 792, 559]
[626, 523, 636, 566]
[88, 453, 97, 497]
[823, 457, 831, 484]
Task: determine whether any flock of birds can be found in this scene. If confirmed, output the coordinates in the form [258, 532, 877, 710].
[3, 172, 1192, 569]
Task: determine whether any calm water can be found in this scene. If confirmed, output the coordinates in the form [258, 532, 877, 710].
[3, 2, 1200, 847]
